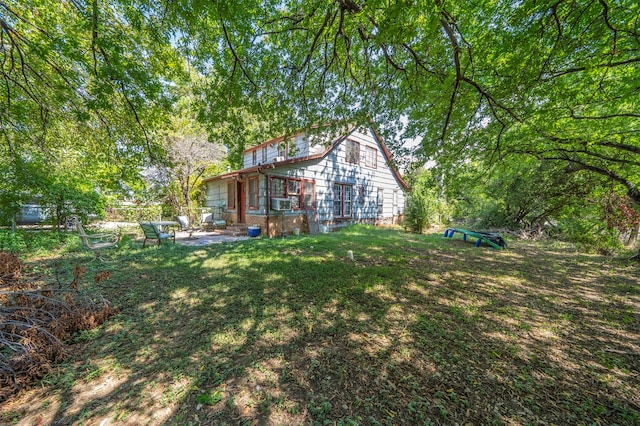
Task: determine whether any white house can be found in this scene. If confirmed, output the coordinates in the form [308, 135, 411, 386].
[202, 123, 409, 237]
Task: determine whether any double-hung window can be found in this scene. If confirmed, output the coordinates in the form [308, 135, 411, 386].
[346, 140, 360, 164]
[278, 143, 288, 158]
[377, 188, 384, 215]
[288, 179, 301, 209]
[303, 181, 315, 209]
[333, 183, 353, 218]
[271, 177, 286, 198]
[364, 146, 377, 168]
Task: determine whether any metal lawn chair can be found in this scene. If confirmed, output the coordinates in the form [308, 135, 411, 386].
[175, 215, 201, 239]
[75, 221, 119, 261]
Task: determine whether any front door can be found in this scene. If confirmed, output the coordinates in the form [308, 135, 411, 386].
[237, 181, 246, 224]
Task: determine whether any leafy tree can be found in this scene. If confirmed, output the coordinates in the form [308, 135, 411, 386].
[166, 0, 639, 255]
[448, 159, 600, 230]
[1, 0, 183, 218]
[169, 1, 638, 204]
[154, 107, 225, 220]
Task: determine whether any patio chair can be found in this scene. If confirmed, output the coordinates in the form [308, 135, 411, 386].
[140, 222, 176, 247]
[75, 221, 119, 261]
[175, 215, 201, 239]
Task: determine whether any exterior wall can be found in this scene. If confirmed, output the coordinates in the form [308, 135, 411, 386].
[243, 134, 314, 169]
[245, 214, 267, 229]
[265, 126, 406, 227]
[265, 213, 306, 238]
[204, 125, 407, 236]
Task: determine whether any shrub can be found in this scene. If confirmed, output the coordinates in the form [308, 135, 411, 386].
[404, 190, 439, 234]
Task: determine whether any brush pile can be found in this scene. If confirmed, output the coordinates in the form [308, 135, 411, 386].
[0, 251, 118, 402]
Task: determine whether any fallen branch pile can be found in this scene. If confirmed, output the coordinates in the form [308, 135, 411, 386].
[0, 252, 118, 402]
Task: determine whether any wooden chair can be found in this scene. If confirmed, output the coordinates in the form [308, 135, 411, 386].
[175, 215, 201, 239]
[140, 222, 175, 247]
[75, 221, 119, 261]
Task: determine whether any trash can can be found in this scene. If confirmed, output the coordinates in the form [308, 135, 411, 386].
[247, 226, 261, 237]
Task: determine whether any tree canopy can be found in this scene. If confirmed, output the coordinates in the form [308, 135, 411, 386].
[2, 1, 638, 242]
[171, 0, 638, 203]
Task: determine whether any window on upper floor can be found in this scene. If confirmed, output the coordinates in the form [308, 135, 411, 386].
[252, 150, 257, 166]
[364, 146, 377, 168]
[346, 140, 360, 164]
[262, 146, 267, 163]
[277, 142, 288, 158]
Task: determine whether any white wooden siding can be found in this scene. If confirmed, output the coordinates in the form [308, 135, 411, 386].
[207, 125, 405, 224]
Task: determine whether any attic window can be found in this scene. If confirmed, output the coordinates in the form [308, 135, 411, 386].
[346, 140, 359, 164]
[364, 146, 377, 168]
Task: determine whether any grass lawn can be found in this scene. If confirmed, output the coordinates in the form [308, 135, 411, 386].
[1, 225, 639, 425]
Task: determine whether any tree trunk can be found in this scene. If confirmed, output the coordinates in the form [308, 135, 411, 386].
[626, 222, 639, 246]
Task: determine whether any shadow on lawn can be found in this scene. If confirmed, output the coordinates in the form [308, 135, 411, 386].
[11, 229, 640, 425]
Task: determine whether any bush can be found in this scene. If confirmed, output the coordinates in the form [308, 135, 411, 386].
[0, 231, 27, 253]
[557, 217, 623, 255]
[404, 191, 439, 234]
[0, 230, 75, 255]
[105, 205, 162, 222]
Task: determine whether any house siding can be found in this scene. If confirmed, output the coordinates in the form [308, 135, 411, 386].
[204, 125, 406, 236]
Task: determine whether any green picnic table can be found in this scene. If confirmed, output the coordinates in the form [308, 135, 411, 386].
[444, 228, 506, 249]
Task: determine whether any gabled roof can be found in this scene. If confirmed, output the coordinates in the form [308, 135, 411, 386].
[203, 123, 409, 190]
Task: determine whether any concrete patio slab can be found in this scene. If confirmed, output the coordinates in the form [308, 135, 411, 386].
[175, 231, 252, 246]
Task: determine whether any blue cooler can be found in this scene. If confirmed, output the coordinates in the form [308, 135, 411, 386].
[247, 226, 261, 237]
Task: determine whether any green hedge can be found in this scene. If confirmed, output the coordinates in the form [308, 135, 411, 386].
[105, 206, 162, 222]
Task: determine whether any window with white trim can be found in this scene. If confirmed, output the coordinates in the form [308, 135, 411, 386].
[303, 181, 315, 209]
[377, 188, 384, 215]
[278, 142, 288, 158]
[364, 146, 377, 168]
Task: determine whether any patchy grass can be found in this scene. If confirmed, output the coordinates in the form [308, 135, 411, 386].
[1, 225, 639, 425]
